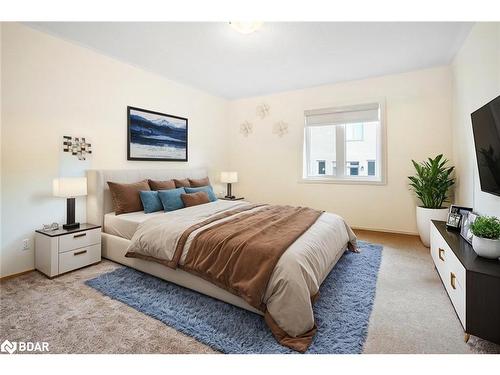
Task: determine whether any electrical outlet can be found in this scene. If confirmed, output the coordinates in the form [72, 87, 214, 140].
[22, 238, 30, 251]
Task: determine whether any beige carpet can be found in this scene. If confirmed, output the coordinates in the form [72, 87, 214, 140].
[1, 231, 499, 354]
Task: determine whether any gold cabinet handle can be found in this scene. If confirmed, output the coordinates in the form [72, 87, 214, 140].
[438, 248, 445, 261]
[74, 250, 87, 256]
[450, 272, 457, 290]
[73, 233, 87, 239]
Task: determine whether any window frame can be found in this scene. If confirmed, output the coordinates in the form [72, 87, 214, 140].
[301, 98, 387, 185]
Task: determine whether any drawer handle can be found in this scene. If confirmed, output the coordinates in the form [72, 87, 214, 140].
[450, 272, 457, 290]
[438, 248, 445, 261]
[73, 233, 87, 239]
[74, 250, 87, 256]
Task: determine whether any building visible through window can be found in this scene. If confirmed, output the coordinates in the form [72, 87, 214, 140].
[347, 161, 359, 176]
[317, 160, 326, 175]
[331, 161, 337, 176]
[346, 123, 364, 141]
[368, 160, 376, 176]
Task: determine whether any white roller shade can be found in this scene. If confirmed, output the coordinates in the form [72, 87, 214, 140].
[305, 103, 380, 126]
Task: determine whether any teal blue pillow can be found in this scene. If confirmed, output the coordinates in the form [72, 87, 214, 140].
[184, 186, 217, 202]
[158, 188, 186, 211]
[139, 191, 163, 214]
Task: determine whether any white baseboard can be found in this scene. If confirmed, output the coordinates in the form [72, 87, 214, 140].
[351, 225, 419, 236]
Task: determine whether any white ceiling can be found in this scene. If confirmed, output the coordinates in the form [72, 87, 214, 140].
[27, 22, 472, 99]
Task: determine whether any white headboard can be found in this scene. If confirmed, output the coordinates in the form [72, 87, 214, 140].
[86, 167, 208, 225]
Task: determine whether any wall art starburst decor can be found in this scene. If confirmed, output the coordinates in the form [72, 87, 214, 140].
[256, 103, 270, 119]
[273, 121, 289, 137]
[63, 136, 92, 160]
[240, 121, 253, 137]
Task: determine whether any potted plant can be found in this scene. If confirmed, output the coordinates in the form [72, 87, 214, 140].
[408, 154, 455, 247]
[469, 216, 500, 259]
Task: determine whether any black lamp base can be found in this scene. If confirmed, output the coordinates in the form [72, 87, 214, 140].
[225, 183, 235, 200]
[63, 197, 80, 230]
[63, 222, 80, 230]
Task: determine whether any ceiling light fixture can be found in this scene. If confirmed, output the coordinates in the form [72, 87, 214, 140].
[229, 22, 263, 34]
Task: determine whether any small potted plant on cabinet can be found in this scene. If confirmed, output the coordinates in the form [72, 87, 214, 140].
[469, 216, 500, 259]
[408, 154, 455, 247]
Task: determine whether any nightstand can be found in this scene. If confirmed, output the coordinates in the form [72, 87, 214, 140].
[35, 223, 102, 278]
[219, 197, 245, 201]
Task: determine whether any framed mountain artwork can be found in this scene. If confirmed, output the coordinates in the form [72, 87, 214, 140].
[127, 106, 188, 161]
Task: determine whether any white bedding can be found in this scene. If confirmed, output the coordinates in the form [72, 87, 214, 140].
[104, 211, 164, 240]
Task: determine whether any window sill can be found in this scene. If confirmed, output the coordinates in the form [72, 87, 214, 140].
[299, 177, 386, 186]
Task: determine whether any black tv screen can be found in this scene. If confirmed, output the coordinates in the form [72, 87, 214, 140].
[471, 95, 500, 197]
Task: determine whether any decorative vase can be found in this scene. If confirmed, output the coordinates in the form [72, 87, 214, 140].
[416, 206, 449, 247]
[472, 235, 500, 259]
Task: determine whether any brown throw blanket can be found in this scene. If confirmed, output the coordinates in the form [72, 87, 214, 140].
[173, 205, 323, 350]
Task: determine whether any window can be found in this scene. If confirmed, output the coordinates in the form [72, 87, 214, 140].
[317, 160, 326, 175]
[347, 161, 359, 176]
[368, 160, 376, 176]
[303, 101, 385, 183]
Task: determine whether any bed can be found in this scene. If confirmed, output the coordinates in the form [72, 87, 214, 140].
[87, 168, 356, 352]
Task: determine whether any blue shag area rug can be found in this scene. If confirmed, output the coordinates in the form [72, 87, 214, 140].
[85, 240, 382, 354]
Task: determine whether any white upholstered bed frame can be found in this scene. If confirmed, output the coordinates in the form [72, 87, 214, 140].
[86, 168, 262, 315]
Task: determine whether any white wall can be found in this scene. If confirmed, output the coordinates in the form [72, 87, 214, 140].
[452, 23, 500, 216]
[229, 66, 453, 235]
[0, 23, 230, 277]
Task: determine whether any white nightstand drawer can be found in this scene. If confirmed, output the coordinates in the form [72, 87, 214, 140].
[59, 228, 101, 253]
[58, 244, 101, 274]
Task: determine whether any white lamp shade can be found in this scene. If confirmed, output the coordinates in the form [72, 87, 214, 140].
[53, 177, 87, 198]
[220, 171, 238, 184]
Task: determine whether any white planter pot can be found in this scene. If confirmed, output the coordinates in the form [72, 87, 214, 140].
[416, 206, 448, 247]
[472, 235, 500, 259]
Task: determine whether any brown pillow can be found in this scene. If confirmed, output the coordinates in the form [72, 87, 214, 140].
[189, 177, 210, 187]
[173, 178, 191, 188]
[181, 191, 210, 207]
[107, 180, 150, 215]
[148, 179, 176, 191]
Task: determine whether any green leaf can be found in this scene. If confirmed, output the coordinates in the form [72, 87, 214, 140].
[469, 216, 500, 239]
[408, 154, 455, 208]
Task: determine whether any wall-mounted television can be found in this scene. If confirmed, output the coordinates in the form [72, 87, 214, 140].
[471, 95, 500, 197]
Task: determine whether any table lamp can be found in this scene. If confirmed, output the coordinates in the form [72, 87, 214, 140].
[53, 177, 87, 230]
[220, 172, 238, 199]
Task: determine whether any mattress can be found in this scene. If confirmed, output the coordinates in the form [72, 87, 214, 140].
[104, 211, 164, 240]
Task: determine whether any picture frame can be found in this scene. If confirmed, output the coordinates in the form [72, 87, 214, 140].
[460, 211, 478, 245]
[127, 106, 188, 161]
[446, 205, 472, 231]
